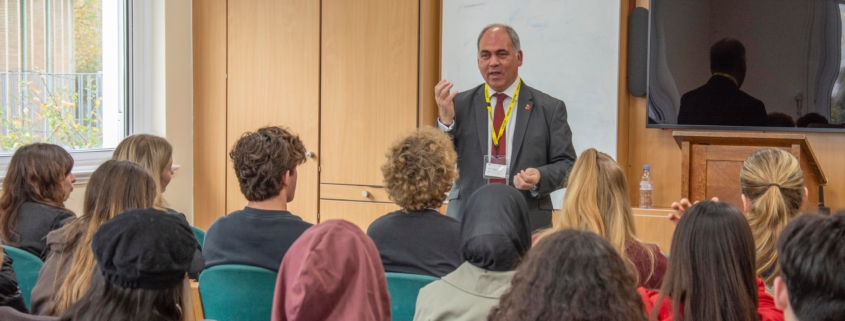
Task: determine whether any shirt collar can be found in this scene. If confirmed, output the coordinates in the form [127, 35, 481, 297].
[487, 77, 521, 99]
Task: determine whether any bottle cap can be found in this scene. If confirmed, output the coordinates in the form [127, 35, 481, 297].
[644, 165, 650, 170]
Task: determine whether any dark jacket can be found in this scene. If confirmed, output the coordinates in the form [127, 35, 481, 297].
[8, 202, 74, 261]
[367, 209, 462, 277]
[444, 81, 577, 232]
[0, 251, 27, 313]
[677, 75, 767, 127]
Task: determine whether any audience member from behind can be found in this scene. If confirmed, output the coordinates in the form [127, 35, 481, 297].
[367, 128, 462, 277]
[59, 208, 203, 321]
[0, 247, 27, 313]
[112, 134, 186, 223]
[541, 148, 667, 289]
[489, 229, 646, 321]
[767, 112, 795, 127]
[203, 126, 312, 272]
[414, 184, 531, 321]
[272, 220, 390, 321]
[774, 212, 845, 321]
[677, 38, 767, 126]
[741, 148, 806, 288]
[0, 143, 76, 260]
[641, 201, 783, 321]
[795, 112, 828, 128]
[30, 160, 158, 316]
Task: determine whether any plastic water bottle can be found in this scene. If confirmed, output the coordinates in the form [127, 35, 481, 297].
[639, 165, 653, 209]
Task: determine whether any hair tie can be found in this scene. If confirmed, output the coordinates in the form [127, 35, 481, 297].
[768, 183, 781, 188]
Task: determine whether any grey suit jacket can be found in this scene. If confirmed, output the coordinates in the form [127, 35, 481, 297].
[442, 81, 576, 232]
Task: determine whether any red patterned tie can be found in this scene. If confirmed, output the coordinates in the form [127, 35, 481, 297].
[490, 93, 507, 184]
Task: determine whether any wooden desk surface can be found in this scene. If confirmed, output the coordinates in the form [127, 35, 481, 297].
[190, 280, 204, 321]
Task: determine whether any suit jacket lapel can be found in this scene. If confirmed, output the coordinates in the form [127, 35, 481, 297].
[473, 87, 489, 156]
[510, 81, 533, 169]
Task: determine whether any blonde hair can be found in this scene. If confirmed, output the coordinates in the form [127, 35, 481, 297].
[381, 128, 458, 211]
[740, 148, 804, 286]
[112, 134, 173, 210]
[544, 148, 654, 284]
[47, 160, 157, 316]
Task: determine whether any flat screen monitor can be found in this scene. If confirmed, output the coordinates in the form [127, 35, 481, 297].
[647, 0, 845, 131]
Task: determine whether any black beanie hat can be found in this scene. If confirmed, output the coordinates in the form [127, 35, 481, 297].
[92, 208, 204, 290]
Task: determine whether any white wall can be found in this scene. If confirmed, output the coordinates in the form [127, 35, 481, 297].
[66, 0, 194, 223]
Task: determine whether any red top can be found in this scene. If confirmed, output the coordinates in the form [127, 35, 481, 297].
[626, 242, 668, 289]
[638, 278, 783, 321]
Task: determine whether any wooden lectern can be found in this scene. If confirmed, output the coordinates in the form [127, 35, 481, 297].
[674, 131, 827, 211]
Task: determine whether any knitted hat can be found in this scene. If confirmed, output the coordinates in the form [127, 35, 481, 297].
[92, 208, 204, 290]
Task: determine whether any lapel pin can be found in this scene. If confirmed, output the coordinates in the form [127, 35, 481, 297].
[525, 105, 531, 110]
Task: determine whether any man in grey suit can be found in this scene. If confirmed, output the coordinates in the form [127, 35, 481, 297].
[435, 24, 576, 232]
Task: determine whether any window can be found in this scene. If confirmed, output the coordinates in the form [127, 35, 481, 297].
[0, 0, 131, 181]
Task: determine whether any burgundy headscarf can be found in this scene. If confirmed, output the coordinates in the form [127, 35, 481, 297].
[271, 220, 391, 321]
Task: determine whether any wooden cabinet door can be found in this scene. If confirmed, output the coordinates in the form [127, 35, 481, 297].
[227, 0, 321, 223]
[319, 200, 401, 232]
[320, 0, 419, 186]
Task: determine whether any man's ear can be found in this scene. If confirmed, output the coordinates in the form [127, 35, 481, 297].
[741, 194, 750, 213]
[281, 170, 291, 187]
[774, 276, 790, 311]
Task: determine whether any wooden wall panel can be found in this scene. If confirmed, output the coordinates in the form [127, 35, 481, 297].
[192, 0, 227, 230]
[620, 0, 845, 252]
[319, 200, 401, 232]
[622, 0, 845, 213]
[226, 0, 321, 223]
[320, 0, 419, 186]
[419, 0, 442, 128]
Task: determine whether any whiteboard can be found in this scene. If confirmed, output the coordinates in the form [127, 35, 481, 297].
[442, 0, 621, 208]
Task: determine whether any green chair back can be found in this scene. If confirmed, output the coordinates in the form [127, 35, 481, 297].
[191, 226, 206, 248]
[2, 245, 44, 309]
[199, 264, 277, 321]
[385, 272, 439, 321]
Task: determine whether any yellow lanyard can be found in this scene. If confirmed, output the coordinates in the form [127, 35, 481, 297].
[485, 80, 521, 149]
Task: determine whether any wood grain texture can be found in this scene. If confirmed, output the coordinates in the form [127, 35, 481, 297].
[419, 0, 441, 128]
[632, 208, 676, 253]
[190, 280, 203, 321]
[320, 184, 393, 203]
[192, 0, 227, 230]
[319, 0, 419, 186]
[319, 200, 401, 232]
[226, 0, 321, 224]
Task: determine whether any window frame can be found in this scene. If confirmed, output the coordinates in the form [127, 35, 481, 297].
[0, 0, 153, 185]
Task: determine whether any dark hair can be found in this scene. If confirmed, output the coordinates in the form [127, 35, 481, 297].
[0, 143, 73, 245]
[777, 212, 845, 321]
[59, 272, 183, 321]
[489, 229, 646, 321]
[710, 38, 746, 73]
[654, 201, 758, 321]
[767, 112, 795, 127]
[229, 126, 307, 201]
[795, 112, 829, 127]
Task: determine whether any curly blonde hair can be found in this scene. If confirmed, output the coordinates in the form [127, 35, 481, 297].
[381, 127, 457, 211]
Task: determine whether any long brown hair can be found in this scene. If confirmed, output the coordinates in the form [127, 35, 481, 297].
[0, 143, 73, 244]
[544, 148, 655, 284]
[740, 148, 804, 285]
[46, 160, 157, 316]
[489, 229, 646, 321]
[112, 134, 173, 209]
[654, 201, 758, 321]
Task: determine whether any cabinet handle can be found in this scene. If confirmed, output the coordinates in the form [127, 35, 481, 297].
[361, 191, 369, 198]
[305, 151, 314, 158]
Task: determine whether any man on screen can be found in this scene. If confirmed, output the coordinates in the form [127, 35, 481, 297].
[677, 38, 767, 127]
[435, 24, 576, 232]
